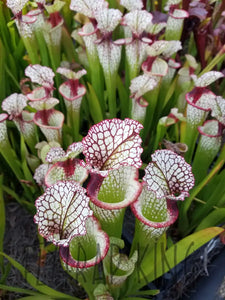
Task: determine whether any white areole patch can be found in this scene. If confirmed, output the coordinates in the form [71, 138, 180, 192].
[144, 149, 194, 201]
[25, 64, 55, 89]
[82, 118, 143, 172]
[34, 181, 93, 246]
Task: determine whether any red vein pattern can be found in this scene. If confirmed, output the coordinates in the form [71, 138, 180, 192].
[143, 150, 194, 201]
[34, 181, 93, 246]
[82, 118, 143, 172]
[25, 64, 55, 89]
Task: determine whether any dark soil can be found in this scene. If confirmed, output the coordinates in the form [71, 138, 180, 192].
[2, 202, 87, 300]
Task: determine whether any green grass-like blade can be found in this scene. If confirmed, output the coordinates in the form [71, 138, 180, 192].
[16, 297, 53, 300]
[129, 289, 160, 297]
[123, 298, 149, 300]
[0, 3, 11, 53]
[105, 72, 117, 118]
[20, 135, 35, 184]
[117, 74, 129, 119]
[0, 262, 11, 284]
[0, 284, 45, 296]
[61, 27, 78, 63]
[2, 185, 35, 213]
[87, 82, 103, 123]
[35, 31, 50, 67]
[0, 252, 80, 299]
[142, 86, 160, 145]
[0, 175, 5, 273]
[195, 209, 225, 231]
[0, 40, 6, 100]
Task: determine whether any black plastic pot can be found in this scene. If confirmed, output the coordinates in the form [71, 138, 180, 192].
[152, 237, 225, 300]
[122, 207, 225, 300]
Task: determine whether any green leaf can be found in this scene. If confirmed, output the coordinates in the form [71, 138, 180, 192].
[35, 30, 50, 67]
[195, 209, 225, 231]
[162, 75, 178, 109]
[123, 297, 148, 300]
[0, 146, 23, 182]
[199, 49, 225, 75]
[138, 289, 160, 296]
[61, 27, 78, 63]
[0, 252, 79, 299]
[86, 82, 103, 123]
[0, 175, 5, 272]
[117, 74, 129, 119]
[7, 19, 15, 28]
[5, 62, 20, 90]
[2, 185, 35, 213]
[44, 243, 57, 253]
[0, 175, 5, 262]
[0, 261, 11, 284]
[0, 284, 44, 296]
[0, 40, 6, 100]
[16, 297, 53, 300]
[142, 86, 160, 144]
[131, 289, 160, 296]
[20, 135, 35, 183]
[217, 193, 225, 207]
